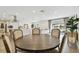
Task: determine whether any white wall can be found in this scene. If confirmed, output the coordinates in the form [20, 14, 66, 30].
[36, 20, 48, 29]
[0, 6, 79, 29]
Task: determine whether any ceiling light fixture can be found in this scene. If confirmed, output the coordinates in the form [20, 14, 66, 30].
[32, 10, 36, 13]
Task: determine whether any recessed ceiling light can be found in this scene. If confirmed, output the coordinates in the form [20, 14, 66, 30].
[32, 10, 36, 13]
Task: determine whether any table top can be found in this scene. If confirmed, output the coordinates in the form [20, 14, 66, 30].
[16, 34, 60, 51]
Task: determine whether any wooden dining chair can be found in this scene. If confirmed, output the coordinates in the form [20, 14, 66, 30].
[48, 33, 66, 53]
[0, 37, 7, 53]
[13, 29, 23, 40]
[51, 29, 66, 53]
[32, 28, 40, 35]
[51, 29, 60, 39]
[59, 34, 66, 53]
[13, 29, 29, 53]
[2, 35, 16, 53]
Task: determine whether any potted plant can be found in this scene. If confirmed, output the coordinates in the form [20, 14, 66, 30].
[66, 15, 79, 47]
[66, 15, 79, 37]
[31, 24, 34, 28]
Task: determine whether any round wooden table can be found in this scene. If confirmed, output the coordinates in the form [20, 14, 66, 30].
[15, 34, 60, 52]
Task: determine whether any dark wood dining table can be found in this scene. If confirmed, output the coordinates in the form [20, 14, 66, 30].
[15, 34, 60, 52]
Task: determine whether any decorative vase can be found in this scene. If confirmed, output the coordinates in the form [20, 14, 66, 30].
[67, 31, 77, 47]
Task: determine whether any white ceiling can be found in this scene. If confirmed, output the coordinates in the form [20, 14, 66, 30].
[0, 6, 79, 23]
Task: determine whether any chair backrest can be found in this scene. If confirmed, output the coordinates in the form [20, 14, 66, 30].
[51, 29, 60, 39]
[13, 29, 23, 40]
[32, 28, 40, 35]
[2, 35, 16, 53]
[18, 26, 24, 30]
[59, 34, 66, 53]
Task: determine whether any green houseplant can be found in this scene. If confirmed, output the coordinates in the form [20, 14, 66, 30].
[66, 15, 79, 37]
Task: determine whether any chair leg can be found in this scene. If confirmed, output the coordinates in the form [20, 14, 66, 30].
[57, 45, 60, 52]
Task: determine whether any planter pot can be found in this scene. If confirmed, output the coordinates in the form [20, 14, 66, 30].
[67, 32, 77, 47]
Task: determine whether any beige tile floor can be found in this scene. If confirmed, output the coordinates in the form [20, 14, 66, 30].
[62, 37, 79, 53]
